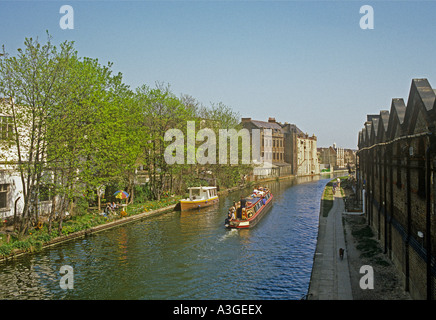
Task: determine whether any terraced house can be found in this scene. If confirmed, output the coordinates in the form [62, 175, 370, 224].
[241, 117, 319, 177]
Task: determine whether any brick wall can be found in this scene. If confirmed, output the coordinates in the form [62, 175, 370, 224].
[357, 79, 436, 300]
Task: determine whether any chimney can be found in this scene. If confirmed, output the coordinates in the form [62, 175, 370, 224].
[268, 117, 276, 123]
[241, 117, 251, 122]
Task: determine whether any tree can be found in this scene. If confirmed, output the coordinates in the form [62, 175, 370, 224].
[0, 34, 142, 235]
[135, 83, 195, 200]
[0, 34, 76, 236]
[45, 56, 143, 232]
[196, 102, 251, 189]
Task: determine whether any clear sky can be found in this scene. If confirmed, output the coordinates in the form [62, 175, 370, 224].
[1, 0, 436, 149]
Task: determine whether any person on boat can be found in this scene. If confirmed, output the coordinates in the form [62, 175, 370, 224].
[230, 208, 235, 221]
[224, 210, 232, 226]
[235, 196, 244, 219]
[225, 209, 234, 226]
[240, 196, 247, 209]
[236, 202, 241, 219]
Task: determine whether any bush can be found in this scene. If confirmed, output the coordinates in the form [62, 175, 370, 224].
[13, 240, 31, 250]
[0, 244, 12, 257]
[0, 196, 181, 258]
[75, 197, 89, 216]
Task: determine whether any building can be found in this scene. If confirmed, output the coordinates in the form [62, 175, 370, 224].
[318, 146, 337, 171]
[277, 119, 320, 176]
[241, 117, 319, 177]
[357, 78, 436, 300]
[0, 99, 52, 219]
[241, 117, 285, 164]
[318, 143, 356, 171]
[344, 148, 357, 170]
[0, 102, 25, 219]
[241, 117, 291, 177]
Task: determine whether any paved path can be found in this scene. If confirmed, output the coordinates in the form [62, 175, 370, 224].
[307, 189, 353, 300]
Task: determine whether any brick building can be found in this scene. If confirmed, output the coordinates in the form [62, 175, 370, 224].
[241, 117, 285, 164]
[357, 78, 436, 300]
[318, 144, 356, 171]
[279, 120, 319, 176]
[241, 117, 319, 177]
[241, 117, 291, 177]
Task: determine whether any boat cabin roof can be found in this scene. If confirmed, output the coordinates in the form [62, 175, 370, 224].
[188, 186, 217, 190]
[246, 197, 261, 208]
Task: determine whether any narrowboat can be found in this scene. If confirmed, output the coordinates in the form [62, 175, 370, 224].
[179, 186, 219, 211]
[224, 187, 273, 229]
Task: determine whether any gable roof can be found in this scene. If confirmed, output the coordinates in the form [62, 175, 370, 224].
[250, 120, 283, 130]
[404, 78, 435, 135]
[375, 110, 389, 143]
[359, 78, 436, 149]
[386, 98, 406, 140]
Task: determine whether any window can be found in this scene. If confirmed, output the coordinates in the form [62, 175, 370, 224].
[0, 184, 9, 209]
[38, 184, 52, 202]
[38, 173, 53, 202]
[0, 116, 13, 140]
[191, 189, 200, 197]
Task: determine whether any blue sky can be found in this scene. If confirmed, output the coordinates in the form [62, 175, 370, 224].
[1, 1, 436, 149]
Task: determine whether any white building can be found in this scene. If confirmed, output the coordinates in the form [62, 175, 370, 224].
[296, 135, 320, 176]
[0, 110, 25, 218]
[0, 101, 52, 219]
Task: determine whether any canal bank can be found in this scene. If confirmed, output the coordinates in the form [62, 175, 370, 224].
[0, 175, 328, 300]
[0, 203, 178, 263]
[308, 178, 412, 300]
[0, 174, 299, 263]
[307, 186, 353, 299]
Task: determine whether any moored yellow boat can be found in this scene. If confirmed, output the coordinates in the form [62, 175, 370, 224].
[179, 186, 219, 211]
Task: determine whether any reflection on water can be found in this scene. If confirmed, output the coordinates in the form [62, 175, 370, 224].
[0, 174, 335, 300]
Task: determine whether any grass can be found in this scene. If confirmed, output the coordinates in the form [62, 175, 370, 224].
[348, 217, 390, 266]
[321, 176, 348, 217]
[322, 184, 334, 217]
[0, 195, 182, 259]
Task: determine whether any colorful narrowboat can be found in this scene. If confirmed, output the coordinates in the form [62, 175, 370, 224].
[224, 187, 273, 229]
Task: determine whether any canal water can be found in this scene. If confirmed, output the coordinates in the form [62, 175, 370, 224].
[0, 175, 334, 300]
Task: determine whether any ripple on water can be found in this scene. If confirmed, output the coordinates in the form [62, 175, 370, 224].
[0, 176, 330, 299]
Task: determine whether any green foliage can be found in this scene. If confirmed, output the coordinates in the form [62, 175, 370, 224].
[0, 33, 255, 242]
[0, 244, 12, 257]
[0, 195, 182, 258]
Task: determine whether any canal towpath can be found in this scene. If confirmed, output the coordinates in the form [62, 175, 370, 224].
[307, 187, 353, 300]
